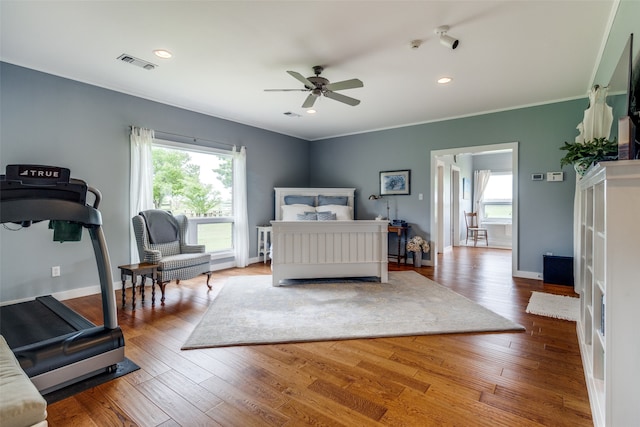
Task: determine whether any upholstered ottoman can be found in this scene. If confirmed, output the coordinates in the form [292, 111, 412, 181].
[0, 335, 47, 427]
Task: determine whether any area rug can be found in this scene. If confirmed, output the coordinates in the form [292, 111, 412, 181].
[525, 291, 580, 321]
[182, 271, 524, 349]
[43, 357, 140, 404]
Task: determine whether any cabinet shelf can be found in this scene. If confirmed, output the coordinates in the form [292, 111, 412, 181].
[576, 161, 640, 427]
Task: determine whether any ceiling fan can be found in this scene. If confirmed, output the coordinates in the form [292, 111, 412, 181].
[265, 65, 363, 108]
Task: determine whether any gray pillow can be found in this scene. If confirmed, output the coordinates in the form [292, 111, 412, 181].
[318, 195, 348, 206]
[316, 211, 337, 221]
[296, 212, 318, 220]
[285, 195, 316, 206]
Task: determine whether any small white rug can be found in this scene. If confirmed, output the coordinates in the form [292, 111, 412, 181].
[182, 271, 524, 349]
[526, 291, 580, 321]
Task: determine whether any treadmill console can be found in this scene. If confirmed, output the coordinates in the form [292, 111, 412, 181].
[1, 164, 88, 205]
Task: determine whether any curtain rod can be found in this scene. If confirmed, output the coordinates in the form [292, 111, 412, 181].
[131, 126, 243, 150]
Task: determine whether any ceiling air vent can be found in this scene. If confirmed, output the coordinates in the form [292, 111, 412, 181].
[283, 111, 301, 118]
[117, 54, 157, 70]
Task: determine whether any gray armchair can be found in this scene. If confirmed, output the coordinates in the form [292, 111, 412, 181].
[132, 210, 212, 304]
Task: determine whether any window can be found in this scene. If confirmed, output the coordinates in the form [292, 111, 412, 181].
[152, 141, 234, 256]
[481, 172, 512, 222]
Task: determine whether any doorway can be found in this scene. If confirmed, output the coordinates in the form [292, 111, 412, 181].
[430, 142, 519, 276]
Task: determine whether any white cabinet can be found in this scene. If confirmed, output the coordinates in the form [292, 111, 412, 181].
[576, 160, 640, 427]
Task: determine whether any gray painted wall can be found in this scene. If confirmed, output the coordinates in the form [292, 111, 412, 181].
[472, 152, 512, 173]
[0, 62, 309, 302]
[309, 101, 588, 273]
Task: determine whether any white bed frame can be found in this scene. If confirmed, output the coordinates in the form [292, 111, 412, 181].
[271, 187, 388, 286]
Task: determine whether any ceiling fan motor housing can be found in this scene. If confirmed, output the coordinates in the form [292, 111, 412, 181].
[307, 76, 329, 90]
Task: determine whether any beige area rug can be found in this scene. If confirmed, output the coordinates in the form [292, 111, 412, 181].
[182, 271, 524, 349]
[525, 291, 580, 321]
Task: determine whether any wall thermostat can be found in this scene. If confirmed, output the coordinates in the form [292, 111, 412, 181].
[531, 173, 544, 181]
[547, 172, 564, 182]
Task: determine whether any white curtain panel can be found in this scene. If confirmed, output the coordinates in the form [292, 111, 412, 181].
[232, 145, 250, 267]
[473, 170, 491, 223]
[129, 126, 155, 263]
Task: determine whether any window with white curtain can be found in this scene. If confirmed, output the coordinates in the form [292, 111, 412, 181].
[152, 140, 234, 257]
[481, 172, 512, 222]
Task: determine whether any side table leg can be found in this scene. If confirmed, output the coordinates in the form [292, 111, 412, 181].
[132, 276, 137, 309]
[140, 275, 146, 304]
[121, 272, 126, 308]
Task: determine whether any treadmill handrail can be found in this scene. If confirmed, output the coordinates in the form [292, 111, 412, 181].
[0, 198, 102, 226]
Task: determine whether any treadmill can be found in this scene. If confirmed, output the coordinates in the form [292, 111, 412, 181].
[0, 164, 124, 394]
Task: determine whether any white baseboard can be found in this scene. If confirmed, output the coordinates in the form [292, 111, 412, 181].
[514, 270, 542, 280]
[1, 260, 259, 305]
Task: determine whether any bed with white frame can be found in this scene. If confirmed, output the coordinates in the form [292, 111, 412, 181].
[271, 187, 389, 286]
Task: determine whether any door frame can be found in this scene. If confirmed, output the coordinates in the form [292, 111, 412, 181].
[450, 165, 461, 247]
[430, 142, 519, 276]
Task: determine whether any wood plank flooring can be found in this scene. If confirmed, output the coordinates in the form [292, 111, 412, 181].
[47, 247, 591, 426]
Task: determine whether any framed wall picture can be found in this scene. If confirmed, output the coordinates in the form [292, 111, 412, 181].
[462, 177, 471, 200]
[380, 170, 410, 195]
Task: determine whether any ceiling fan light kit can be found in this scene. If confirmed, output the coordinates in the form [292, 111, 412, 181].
[265, 65, 363, 109]
[435, 25, 459, 50]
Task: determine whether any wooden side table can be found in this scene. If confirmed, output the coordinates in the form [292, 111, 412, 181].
[388, 225, 410, 265]
[118, 262, 158, 309]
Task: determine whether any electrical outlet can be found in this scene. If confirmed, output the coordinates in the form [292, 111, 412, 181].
[51, 266, 60, 277]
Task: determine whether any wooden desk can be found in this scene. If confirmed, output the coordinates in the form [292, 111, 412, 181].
[388, 225, 409, 265]
[118, 262, 158, 309]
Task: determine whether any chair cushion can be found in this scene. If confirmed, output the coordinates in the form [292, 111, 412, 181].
[0, 336, 47, 427]
[159, 253, 211, 272]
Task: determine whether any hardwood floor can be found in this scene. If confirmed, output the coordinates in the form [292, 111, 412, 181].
[48, 247, 591, 426]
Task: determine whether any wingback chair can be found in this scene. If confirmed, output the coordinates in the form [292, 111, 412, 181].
[132, 210, 212, 304]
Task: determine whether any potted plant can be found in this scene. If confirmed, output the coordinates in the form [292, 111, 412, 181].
[559, 137, 617, 176]
[406, 236, 430, 267]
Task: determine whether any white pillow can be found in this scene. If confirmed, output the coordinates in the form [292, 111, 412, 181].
[281, 204, 315, 221]
[317, 204, 353, 220]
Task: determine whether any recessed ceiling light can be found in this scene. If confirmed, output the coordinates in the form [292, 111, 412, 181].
[153, 49, 173, 59]
[437, 77, 453, 84]
[307, 109, 317, 114]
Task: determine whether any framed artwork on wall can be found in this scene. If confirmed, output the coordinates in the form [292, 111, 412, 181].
[462, 177, 471, 200]
[380, 170, 410, 195]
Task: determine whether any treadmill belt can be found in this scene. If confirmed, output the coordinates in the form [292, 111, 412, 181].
[0, 299, 78, 348]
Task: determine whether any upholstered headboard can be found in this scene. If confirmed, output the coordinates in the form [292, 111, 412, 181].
[274, 187, 355, 220]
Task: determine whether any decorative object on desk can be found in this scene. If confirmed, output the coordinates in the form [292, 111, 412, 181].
[380, 170, 410, 195]
[391, 219, 407, 227]
[181, 271, 523, 349]
[368, 194, 390, 220]
[406, 235, 430, 267]
[559, 137, 617, 176]
[525, 291, 579, 321]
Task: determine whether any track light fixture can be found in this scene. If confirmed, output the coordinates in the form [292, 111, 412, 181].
[435, 25, 459, 50]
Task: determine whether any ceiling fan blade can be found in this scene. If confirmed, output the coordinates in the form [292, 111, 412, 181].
[324, 91, 360, 106]
[301, 93, 318, 108]
[324, 78, 364, 91]
[287, 70, 316, 89]
[264, 89, 309, 92]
